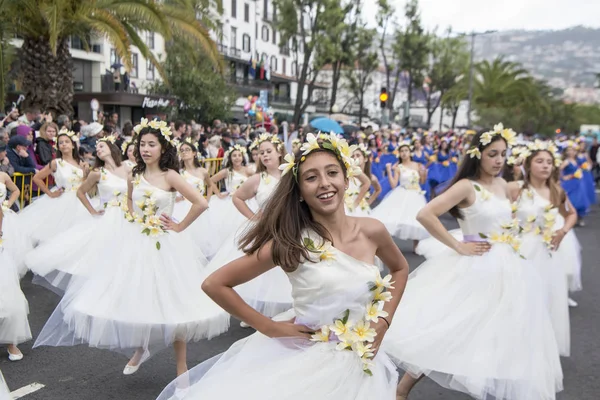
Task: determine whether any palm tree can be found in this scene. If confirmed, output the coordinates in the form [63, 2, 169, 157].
[0, 0, 220, 116]
[473, 58, 538, 109]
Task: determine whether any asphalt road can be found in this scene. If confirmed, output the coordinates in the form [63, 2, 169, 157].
[2, 209, 599, 400]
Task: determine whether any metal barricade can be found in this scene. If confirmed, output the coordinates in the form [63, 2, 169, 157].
[11, 173, 50, 210]
[202, 158, 224, 193]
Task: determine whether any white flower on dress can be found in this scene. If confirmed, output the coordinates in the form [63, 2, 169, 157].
[365, 301, 389, 323]
[351, 320, 377, 343]
[310, 325, 330, 343]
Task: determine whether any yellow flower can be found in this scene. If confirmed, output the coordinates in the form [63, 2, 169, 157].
[335, 338, 354, 351]
[352, 320, 377, 343]
[310, 326, 330, 343]
[573, 169, 583, 179]
[352, 341, 375, 359]
[480, 131, 494, 145]
[365, 302, 389, 323]
[466, 147, 481, 159]
[582, 162, 590, 170]
[133, 175, 142, 187]
[527, 215, 536, 223]
[442, 160, 450, 167]
[135, 199, 146, 210]
[452, 157, 458, 163]
[510, 202, 518, 213]
[300, 133, 320, 155]
[330, 319, 354, 342]
[374, 273, 395, 291]
[480, 190, 491, 201]
[373, 287, 393, 303]
[501, 128, 517, 147]
[279, 153, 296, 176]
[533, 226, 542, 235]
[134, 118, 149, 134]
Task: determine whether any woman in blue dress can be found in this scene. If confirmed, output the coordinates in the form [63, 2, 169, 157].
[427, 139, 457, 191]
[560, 142, 590, 225]
[576, 139, 597, 206]
[411, 137, 431, 201]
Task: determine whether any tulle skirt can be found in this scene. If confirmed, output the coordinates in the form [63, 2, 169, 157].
[204, 222, 293, 317]
[25, 206, 126, 294]
[371, 187, 429, 241]
[33, 219, 230, 361]
[0, 371, 10, 400]
[1, 209, 33, 278]
[520, 234, 570, 356]
[428, 163, 457, 187]
[17, 190, 99, 247]
[172, 199, 216, 260]
[0, 249, 32, 346]
[556, 231, 583, 292]
[383, 243, 563, 400]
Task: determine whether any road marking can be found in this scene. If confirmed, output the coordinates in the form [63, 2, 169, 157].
[10, 383, 45, 399]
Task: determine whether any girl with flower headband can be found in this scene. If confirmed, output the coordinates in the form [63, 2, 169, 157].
[201, 143, 255, 259]
[559, 142, 590, 225]
[507, 141, 579, 355]
[25, 136, 131, 293]
[388, 125, 562, 400]
[0, 171, 31, 278]
[18, 130, 96, 248]
[575, 139, 597, 207]
[0, 206, 32, 363]
[372, 141, 429, 252]
[156, 132, 409, 400]
[201, 133, 289, 321]
[121, 138, 136, 168]
[33, 121, 229, 378]
[352, 144, 381, 207]
[344, 146, 373, 217]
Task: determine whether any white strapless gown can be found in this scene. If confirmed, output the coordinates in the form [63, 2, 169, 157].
[383, 181, 563, 400]
[157, 235, 398, 400]
[34, 175, 229, 362]
[25, 168, 129, 293]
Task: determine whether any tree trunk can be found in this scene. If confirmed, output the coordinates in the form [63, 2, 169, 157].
[21, 36, 73, 116]
[329, 60, 342, 113]
[451, 106, 459, 129]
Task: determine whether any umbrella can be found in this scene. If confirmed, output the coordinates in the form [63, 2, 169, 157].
[111, 62, 124, 69]
[310, 117, 343, 134]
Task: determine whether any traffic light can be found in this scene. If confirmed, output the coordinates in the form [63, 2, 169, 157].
[379, 87, 388, 109]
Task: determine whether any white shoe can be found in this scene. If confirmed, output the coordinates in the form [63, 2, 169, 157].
[123, 363, 141, 375]
[568, 298, 578, 307]
[7, 349, 23, 362]
[240, 321, 250, 328]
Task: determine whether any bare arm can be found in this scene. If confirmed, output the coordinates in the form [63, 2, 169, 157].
[127, 174, 134, 214]
[33, 160, 61, 197]
[164, 170, 208, 232]
[354, 173, 371, 207]
[76, 170, 102, 215]
[232, 174, 260, 219]
[1, 173, 20, 207]
[202, 168, 214, 202]
[386, 164, 399, 189]
[367, 176, 381, 206]
[418, 164, 427, 185]
[506, 181, 522, 202]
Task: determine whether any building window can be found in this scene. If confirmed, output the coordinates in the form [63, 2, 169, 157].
[110, 48, 118, 66]
[263, 0, 268, 17]
[261, 25, 269, 42]
[231, 0, 237, 18]
[244, 3, 250, 22]
[230, 27, 237, 50]
[272, 30, 276, 44]
[291, 37, 298, 52]
[282, 58, 286, 75]
[146, 59, 155, 80]
[146, 31, 155, 49]
[270, 56, 277, 72]
[242, 34, 251, 53]
[131, 54, 138, 78]
[291, 61, 297, 76]
[261, 53, 268, 65]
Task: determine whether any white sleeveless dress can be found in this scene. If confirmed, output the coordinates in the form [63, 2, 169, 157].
[371, 164, 429, 240]
[383, 181, 563, 400]
[0, 233, 32, 346]
[344, 176, 371, 217]
[0, 183, 33, 277]
[18, 159, 97, 246]
[204, 173, 293, 317]
[33, 175, 229, 362]
[514, 184, 570, 356]
[25, 168, 128, 293]
[156, 236, 398, 400]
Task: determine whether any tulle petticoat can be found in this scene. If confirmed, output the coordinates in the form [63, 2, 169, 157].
[383, 243, 563, 400]
[557, 231, 582, 292]
[25, 207, 126, 294]
[415, 229, 463, 259]
[172, 199, 215, 259]
[0, 370, 10, 400]
[17, 191, 99, 247]
[1, 209, 33, 278]
[157, 333, 398, 400]
[204, 222, 293, 317]
[371, 188, 429, 241]
[520, 234, 570, 357]
[34, 221, 229, 360]
[0, 250, 32, 346]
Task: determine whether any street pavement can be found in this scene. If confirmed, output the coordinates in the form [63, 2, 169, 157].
[2, 209, 599, 400]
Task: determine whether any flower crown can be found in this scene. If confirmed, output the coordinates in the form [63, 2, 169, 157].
[521, 140, 562, 167]
[357, 143, 371, 157]
[291, 138, 302, 146]
[121, 139, 134, 155]
[177, 137, 198, 151]
[133, 118, 175, 146]
[54, 130, 78, 149]
[279, 132, 362, 180]
[224, 144, 247, 160]
[98, 135, 117, 145]
[466, 123, 517, 159]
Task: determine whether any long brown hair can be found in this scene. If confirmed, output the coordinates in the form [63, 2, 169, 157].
[239, 149, 346, 272]
[94, 140, 123, 169]
[522, 149, 565, 207]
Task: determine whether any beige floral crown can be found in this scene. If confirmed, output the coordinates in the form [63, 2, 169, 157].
[357, 143, 371, 157]
[279, 132, 362, 180]
[133, 118, 174, 146]
[224, 144, 247, 159]
[177, 137, 198, 151]
[121, 139, 134, 155]
[512, 140, 562, 167]
[97, 135, 117, 145]
[54, 130, 78, 149]
[466, 123, 517, 159]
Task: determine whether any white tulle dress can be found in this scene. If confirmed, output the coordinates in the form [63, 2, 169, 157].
[514, 184, 570, 356]
[204, 173, 293, 317]
[344, 176, 371, 217]
[1, 183, 33, 278]
[371, 164, 429, 241]
[33, 175, 230, 361]
[383, 181, 563, 400]
[0, 241, 32, 347]
[18, 159, 97, 247]
[0, 370, 10, 400]
[555, 216, 582, 293]
[199, 169, 250, 259]
[156, 235, 398, 400]
[25, 168, 128, 294]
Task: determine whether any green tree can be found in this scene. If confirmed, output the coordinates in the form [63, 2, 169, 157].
[376, 0, 402, 114]
[147, 41, 234, 123]
[344, 26, 378, 124]
[0, 0, 220, 116]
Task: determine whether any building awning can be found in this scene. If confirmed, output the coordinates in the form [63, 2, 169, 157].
[73, 92, 178, 108]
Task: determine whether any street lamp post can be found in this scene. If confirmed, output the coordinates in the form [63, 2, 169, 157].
[465, 30, 497, 128]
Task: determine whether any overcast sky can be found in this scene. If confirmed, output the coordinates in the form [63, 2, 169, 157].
[363, 0, 600, 33]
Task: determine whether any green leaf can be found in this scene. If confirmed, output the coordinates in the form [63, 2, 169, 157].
[156, 241, 161, 250]
[303, 237, 316, 251]
[364, 369, 373, 376]
[142, 228, 150, 235]
[478, 233, 488, 239]
[474, 184, 481, 192]
[341, 309, 350, 325]
[369, 283, 378, 291]
[321, 142, 335, 152]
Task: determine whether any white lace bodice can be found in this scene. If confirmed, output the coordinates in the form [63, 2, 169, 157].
[54, 159, 84, 191]
[181, 170, 205, 196]
[225, 170, 248, 193]
[458, 181, 514, 238]
[255, 173, 279, 209]
[98, 168, 127, 207]
[132, 175, 176, 217]
[398, 165, 421, 191]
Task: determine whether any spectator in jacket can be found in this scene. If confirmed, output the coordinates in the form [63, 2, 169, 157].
[16, 125, 42, 170]
[0, 127, 8, 147]
[0, 144, 14, 176]
[7, 135, 37, 174]
[35, 122, 58, 166]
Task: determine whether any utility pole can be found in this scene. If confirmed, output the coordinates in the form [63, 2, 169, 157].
[464, 30, 497, 129]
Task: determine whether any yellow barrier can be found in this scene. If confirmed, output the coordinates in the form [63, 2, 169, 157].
[203, 157, 224, 192]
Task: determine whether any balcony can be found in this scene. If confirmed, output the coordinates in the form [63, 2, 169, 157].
[218, 44, 243, 60]
[279, 46, 290, 56]
[101, 74, 140, 93]
[263, 12, 276, 22]
[271, 95, 292, 104]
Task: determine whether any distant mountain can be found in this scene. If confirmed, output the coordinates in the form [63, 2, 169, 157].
[474, 26, 600, 90]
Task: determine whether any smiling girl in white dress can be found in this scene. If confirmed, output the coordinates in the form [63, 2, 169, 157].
[156, 132, 409, 400]
[18, 130, 93, 247]
[25, 136, 131, 293]
[33, 120, 229, 378]
[387, 125, 562, 400]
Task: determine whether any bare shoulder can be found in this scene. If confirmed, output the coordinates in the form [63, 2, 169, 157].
[356, 217, 388, 241]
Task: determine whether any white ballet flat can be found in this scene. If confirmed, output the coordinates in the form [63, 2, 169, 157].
[123, 363, 141, 375]
[240, 321, 251, 328]
[7, 350, 23, 362]
[568, 298, 578, 307]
